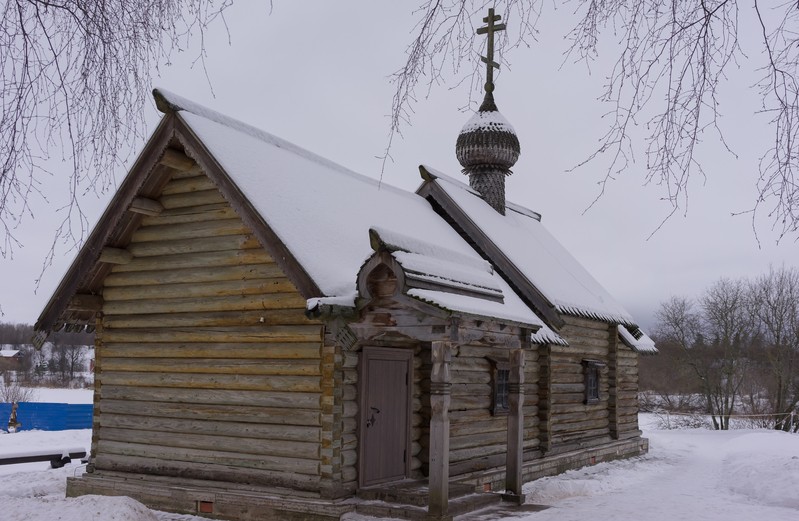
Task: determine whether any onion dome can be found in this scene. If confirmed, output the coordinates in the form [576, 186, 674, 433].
[456, 92, 520, 171]
[456, 92, 520, 214]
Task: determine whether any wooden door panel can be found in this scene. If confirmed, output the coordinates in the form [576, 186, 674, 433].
[360, 348, 411, 486]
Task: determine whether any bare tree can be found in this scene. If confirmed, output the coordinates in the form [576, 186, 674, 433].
[655, 281, 755, 430]
[1, 0, 234, 260]
[749, 265, 799, 431]
[395, 1, 799, 239]
[699, 278, 755, 429]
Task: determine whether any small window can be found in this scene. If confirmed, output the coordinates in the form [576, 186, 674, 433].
[582, 359, 605, 405]
[488, 358, 510, 415]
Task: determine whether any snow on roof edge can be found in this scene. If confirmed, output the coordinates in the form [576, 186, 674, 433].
[531, 325, 569, 346]
[617, 325, 658, 354]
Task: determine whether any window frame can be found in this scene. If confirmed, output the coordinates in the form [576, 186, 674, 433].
[582, 359, 605, 405]
[487, 357, 511, 416]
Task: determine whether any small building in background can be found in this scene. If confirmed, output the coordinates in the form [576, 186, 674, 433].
[0, 349, 22, 371]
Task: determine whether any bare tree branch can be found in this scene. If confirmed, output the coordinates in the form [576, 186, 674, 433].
[395, 1, 799, 241]
[0, 0, 234, 263]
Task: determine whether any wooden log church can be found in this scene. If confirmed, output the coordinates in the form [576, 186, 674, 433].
[34, 10, 656, 520]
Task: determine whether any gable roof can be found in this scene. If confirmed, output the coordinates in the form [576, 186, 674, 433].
[34, 89, 546, 341]
[417, 167, 637, 328]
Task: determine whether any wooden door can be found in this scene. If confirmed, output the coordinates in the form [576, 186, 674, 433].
[360, 347, 412, 487]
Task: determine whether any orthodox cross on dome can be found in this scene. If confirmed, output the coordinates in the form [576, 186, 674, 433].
[476, 8, 506, 93]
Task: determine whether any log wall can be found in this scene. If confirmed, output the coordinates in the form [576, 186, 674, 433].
[611, 342, 641, 439]
[417, 339, 539, 480]
[544, 316, 611, 449]
[94, 171, 325, 495]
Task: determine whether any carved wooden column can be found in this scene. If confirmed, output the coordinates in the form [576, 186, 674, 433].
[428, 341, 453, 521]
[504, 348, 525, 502]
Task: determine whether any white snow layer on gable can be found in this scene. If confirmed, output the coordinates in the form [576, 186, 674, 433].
[163, 91, 544, 329]
[424, 167, 636, 326]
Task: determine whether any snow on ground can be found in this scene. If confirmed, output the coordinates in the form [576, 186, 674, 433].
[1, 414, 798, 520]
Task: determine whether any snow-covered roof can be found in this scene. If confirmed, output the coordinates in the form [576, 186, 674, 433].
[419, 167, 637, 326]
[617, 325, 658, 354]
[161, 90, 544, 329]
[0, 349, 21, 357]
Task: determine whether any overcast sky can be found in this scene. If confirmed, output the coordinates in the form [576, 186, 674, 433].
[2, 2, 797, 331]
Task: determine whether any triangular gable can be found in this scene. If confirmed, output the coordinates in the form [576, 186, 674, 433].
[34, 95, 321, 344]
[417, 166, 638, 329]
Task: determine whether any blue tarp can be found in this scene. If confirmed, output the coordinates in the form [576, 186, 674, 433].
[0, 403, 11, 431]
[2, 402, 92, 431]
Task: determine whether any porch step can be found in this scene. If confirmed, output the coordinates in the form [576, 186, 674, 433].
[358, 480, 475, 506]
[355, 491, 502, 520]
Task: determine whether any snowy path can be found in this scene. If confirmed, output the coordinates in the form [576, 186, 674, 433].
[512, 429, 799, 521]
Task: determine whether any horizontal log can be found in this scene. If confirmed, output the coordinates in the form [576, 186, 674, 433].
[552, 418, 609, 434]
[99, 385, 320, 409]
[159, 149, 198, 172]
[552, 340, 609, 355]
[450, 418, 507, 438]
[160, 189, 226, 210]
[561, 315, 612, 331]
[97, 440, 319, 476]
[126, 234, 261, 257]
[102, 357, 320, 376]
[98, 399, 320, 426]
[448, 452, 505, 477]
[132, 218, 249, 243]
[100, 428, 319, 460]
[100, 371, 321, 392]
[551, 409, 609, 423]
[67, 293, 103, 312]
[103, 293, 308, 315]
[111, 248, 272, 273]
[160, 174, 216, 195]
[93, 452, 321, 489]
[140, 203, 237, 227]
[448, 395, 491, 411]
[449, 442, 506, 463]
[550, 427, 610, 445]
[449, 383, 491, 396]
[449, 430, 507, 451]
[105, 263, 284, 288]
[103, 278, 298, 302]
[99, 414, 320, 443]
[99, 247, 133, 265]
[100, 342, 321, 359]
[551, 383, 586, 394]
[103, 309, 311, 329]
[450, 371, 491, 385]
[101, 325, 322, 344]
[129, 196, 164, 216]
[450, 357, 491, 372]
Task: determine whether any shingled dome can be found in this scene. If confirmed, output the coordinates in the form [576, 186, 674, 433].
[456, 92, 520, 170]
[456, 92, 520, 214]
